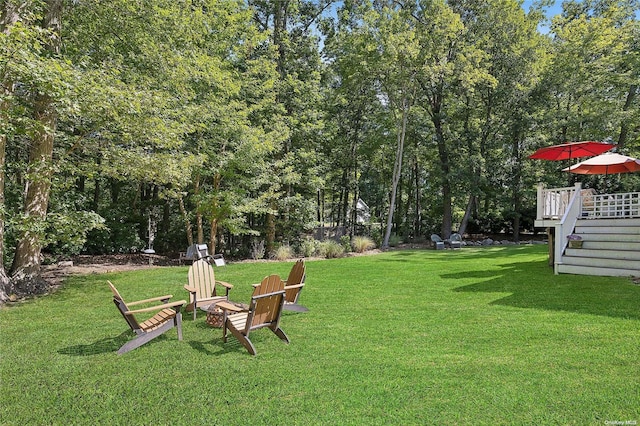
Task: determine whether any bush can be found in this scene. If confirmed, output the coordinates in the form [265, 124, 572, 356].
[274, 245, 294, 261]
[340, 235, 352, 253]
[352, 236, 376, 253]
[370, 227, 383, 247]
[251, 240, 265, 260]
[388, 235, 403, 247]
[298, 237, 318, 258]
[317, 240, 344, 259]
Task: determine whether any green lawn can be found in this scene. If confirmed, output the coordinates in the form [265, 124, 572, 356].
[1, 245, 639, 425]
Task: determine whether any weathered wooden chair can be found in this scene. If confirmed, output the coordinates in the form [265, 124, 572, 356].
[221, 274, 289, 356]
[108, 281, 185, 355]
[430, 234, 445, 250]
[184, 259, 233, 320]
[446, 233, 463, 249]
[283, 259, 308, 312]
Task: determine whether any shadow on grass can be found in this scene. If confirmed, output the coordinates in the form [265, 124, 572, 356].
[382, 245, 546, 261]
[57, 331, 131, 356]
[447, 261, 640, 320]
[187, 338, 244, 356]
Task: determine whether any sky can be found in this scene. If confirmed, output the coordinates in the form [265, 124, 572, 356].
[522, 0, 563, 17]
[521, 0, 564, 33]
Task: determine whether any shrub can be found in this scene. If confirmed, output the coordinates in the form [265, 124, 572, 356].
[251, 240, 265, 260]
[274, 244, 294, 261]
[370, 227, 383, 247]
[388, 235, 403, 247]
[352, 236, 376, 253]
[340, 235, 352, 253]
[317, 240, 344, 259]
[298, 237, 318, 257]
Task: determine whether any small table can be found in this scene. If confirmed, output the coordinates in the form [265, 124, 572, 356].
[203, 300, 246, 328]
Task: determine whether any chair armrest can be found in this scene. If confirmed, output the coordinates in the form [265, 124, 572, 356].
[184, 285, 196, 293]
[215, 280, 233, 290]
[127, 300, 186, 314]
[252, 290, 286, 301]
[127, 295, 173, 306]
[284, 283, 304, 290]
[215, 301, 246, 313]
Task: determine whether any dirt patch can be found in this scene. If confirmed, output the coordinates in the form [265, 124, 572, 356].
[42, 254, 176, 287]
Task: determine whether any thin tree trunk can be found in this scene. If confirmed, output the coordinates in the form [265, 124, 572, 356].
[178, 196, 193, 247]
[383, 95, 409, 248]
[458, 195, 475, 237]
[193, 176, 204, 244]
[209, 218, 218, 255]
[10, 0, 62, 295]
[617, 84, 637, 149]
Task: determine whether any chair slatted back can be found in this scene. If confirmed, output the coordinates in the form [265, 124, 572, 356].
[248, 275, 285, 331]
[108, 281, 141, 331]
[188, 259, 217, 299]
[285, 260, 305, 303]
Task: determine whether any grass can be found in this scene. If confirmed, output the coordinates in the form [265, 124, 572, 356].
[1, 245, 639, 425]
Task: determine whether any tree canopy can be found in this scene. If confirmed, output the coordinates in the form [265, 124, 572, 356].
[1, 0, 638, 298]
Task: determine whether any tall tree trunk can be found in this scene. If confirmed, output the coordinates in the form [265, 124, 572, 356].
[178, 197, 193, 247]
[193, 176, 204, 244]
[265, 209, 276, 256]
[10, 0, 62, 295]
[617, 84, 637, 149]
[458, 195, 475, 237]
[413, 154, 421, 239]
[209, 218, 218, 255]
[383, 95, 409, 248]
[0, 1, 26, 302]
[433, 114, 453, 239]
[0, 122, 7, 302]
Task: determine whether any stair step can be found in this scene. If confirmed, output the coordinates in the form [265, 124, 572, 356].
[574, 226, 640, 235]
[576, 234, 640, 243]
[558, 217, 640, 277]
[577, 218, 640, 228]
[557, 264, 640, 277]
[565, 248, 640, 260]
[579, 241, 640, 251]
[560, 255, 640, 270]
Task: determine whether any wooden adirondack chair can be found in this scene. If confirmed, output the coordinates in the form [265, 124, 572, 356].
[184, 259, 233, 320]
[222, 274, 289, 356]
[283, 259, 307, 312]
[108, 281, 185, 355]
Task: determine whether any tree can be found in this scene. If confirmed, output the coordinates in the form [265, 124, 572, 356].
[2, 0, 72, 296]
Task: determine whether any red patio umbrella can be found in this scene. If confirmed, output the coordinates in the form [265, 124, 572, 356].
[562, 153, 640, 175]
[529, 141, 616, 161]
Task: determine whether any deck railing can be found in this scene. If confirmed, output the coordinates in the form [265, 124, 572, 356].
[582, 192, 640, 218]
[537, 183, 640, 220]
[537, 183, 580, 220]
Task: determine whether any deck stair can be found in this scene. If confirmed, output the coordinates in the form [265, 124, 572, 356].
[558, 218, 640, 277]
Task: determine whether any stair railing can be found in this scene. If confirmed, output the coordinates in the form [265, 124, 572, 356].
[554, 183, 582, 274]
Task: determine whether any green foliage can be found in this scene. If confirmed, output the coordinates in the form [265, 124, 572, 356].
[387, 234, 403, 247]
[1, 246, 639, 424]
[43, 212, 105, 256]
[297, 237, 318, 258]
[351, 236, 376, 253]
[316, 239, 344, 258]
[2, 0, 640, 272]
[273, 244, 293, 261]
[339, 235, 352, 253]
